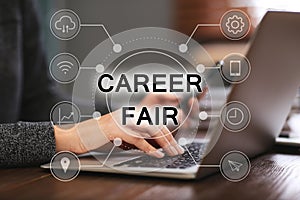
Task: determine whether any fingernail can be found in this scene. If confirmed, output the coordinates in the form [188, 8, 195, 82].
[149, 150, 165, 158]
[163, 146, 173, 156]
[176, 145, 185, 154]
[169, 146, 178, 156]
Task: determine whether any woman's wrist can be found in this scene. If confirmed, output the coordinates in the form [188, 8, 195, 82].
[53, 125, 87, 154]
[53, 115, 111, 154]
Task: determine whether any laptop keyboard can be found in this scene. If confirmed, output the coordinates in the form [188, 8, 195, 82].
[113, 142, 206, 169]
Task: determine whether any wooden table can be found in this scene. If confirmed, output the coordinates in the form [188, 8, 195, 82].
[0, 152, 300, 200]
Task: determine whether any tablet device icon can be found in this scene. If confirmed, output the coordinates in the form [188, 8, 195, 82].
[230, 60, 241, 77]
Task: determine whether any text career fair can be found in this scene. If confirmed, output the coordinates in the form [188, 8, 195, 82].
[98, 73, 203, 126]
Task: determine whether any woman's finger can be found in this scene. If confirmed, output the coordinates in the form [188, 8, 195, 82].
[133, 138, 165, 158]
[152, 126, 184, 156]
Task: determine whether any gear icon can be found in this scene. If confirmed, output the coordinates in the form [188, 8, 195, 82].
[225, 15, 245, 35]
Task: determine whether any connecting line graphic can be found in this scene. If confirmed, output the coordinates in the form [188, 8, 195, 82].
[80, 111, 102, 120]
[205, 66, 221, 70]
[98, 145, 116, 167]
[196, 63, 221, 74]
[207, 114, 221, 118]
[199, 110, 221, 121]
[179, 23, 220, 53]
[79, 67, 96, 70]
[204, 66, 221, 70]
[183, 146, 220, 168]
[185, 24, 220, 46]
[80, 63, 105, 73]
[80, 114, 93, 118]
[80, 23, 116, 45]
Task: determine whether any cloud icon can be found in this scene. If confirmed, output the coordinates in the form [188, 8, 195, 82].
[55, 15, 76, 33]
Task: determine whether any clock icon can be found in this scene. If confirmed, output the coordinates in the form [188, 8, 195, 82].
[220, 101, 250, 132]
[226, 108, 244, 126]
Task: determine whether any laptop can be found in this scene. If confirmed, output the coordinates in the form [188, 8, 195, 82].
[42, 11, 300, 179]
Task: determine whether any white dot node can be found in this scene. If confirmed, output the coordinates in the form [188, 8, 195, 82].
[196, 64, 205, 73]
[96, 64, 105, 73]
[113, 138, 122, 147]
[178, 138, 187, 146]
[199, 111, 208, 120]
[179, 44, 188, 53]
[92, 111, 101, 119]
[113, 44, 122, 53]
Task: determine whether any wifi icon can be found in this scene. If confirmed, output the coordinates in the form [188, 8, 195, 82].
[57, 61, 74, 74]
[50, 53, 80, 83]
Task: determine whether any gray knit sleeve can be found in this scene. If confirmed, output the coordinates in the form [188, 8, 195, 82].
[0, 122, 56, 168]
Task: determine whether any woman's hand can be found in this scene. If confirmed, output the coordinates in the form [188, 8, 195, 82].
[54, 91, 206, 158]
[54, 109, 184, 158]
[98, 109, 184, 158]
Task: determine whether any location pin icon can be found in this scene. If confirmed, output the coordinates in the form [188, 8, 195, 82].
[61, 157, 70, 173]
